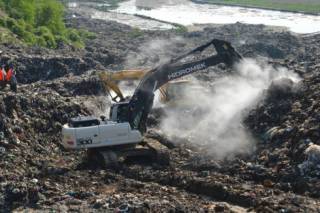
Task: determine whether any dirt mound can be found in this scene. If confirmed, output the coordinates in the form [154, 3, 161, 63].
[245, 61, 320, 199]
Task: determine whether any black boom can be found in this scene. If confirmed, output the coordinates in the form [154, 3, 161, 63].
[121, 39, 242, 133]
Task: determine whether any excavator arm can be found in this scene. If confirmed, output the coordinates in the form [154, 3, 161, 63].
[126, 39, 242, 133]
[98, 69, 174, 103]
[98, 70, 147, 102]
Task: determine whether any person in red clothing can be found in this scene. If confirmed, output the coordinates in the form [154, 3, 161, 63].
[6, 65, 14, 82]
[0, 65, 6, 81]
[0, 64, 17, 92]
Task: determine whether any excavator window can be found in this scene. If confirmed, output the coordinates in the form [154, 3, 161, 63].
[117, 104, 130, 123]
[69, 117, 100, 128]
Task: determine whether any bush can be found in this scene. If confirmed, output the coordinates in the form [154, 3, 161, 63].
[36, 36, 47, 47]
[11, 23, 25, 37]
[23, 31, 36, 44]
[5, 18, 17, 29]
[42, 32, 56, 48]
[68, 29, 81, 42]
[78, 29, 96, 40]
[55, 35, 68, 45]
[0, 18, 6, 27]
[7, 18, 26, 38]
[0, 0, 92, 48]
[35, 26, 51, 36]
[174, 25, 188, 34]
[35, 0, 66, 34]
[128, 28, 143, 38]
[4, 0, 36, 24]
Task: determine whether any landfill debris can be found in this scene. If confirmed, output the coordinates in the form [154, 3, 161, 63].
[0, 9, 320, 212]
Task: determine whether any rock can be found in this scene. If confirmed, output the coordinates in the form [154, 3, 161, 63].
[0, 146, 5, 155]
[263, 179, 274, 187]
[305, 143, 320, 164]
[298, 143, 320, 175]
[31, 178, 38, 184]
[267, 78, 295, 100]
[214, 204, 225, 212]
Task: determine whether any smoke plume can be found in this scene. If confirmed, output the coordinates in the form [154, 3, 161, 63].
[119, 37, 300, 160]
[160, 58, 300, 159]
[125, 36, 185, 68]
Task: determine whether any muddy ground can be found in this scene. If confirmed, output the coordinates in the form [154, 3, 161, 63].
[0, 12, 320, 212]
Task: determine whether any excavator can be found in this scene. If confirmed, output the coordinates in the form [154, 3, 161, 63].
[62, 39, 242, 167]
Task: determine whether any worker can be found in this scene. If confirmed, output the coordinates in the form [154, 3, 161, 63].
[0, 65, 6, 82]
[6, 65, 14, 82]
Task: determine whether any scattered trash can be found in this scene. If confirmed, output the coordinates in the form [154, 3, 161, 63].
[0, 146, 5, 155]
[0, 15, 319, 213]
[116, 204, 130, 213]
[31, 178, 38, 184]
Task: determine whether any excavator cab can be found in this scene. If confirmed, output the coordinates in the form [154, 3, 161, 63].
[109, 102, 130, 123]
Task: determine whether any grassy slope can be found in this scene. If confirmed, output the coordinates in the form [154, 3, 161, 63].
[0, 9, 21, 44]
[201, 0, 320, 14]
[0, 0, 95, 48]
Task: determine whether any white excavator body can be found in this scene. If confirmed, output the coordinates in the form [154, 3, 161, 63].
[62, 116, 142, 149]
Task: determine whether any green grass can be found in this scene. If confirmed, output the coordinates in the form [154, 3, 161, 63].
[0, 0, 95, 48]
[203, 0, 320, 14]
[0, 27, 22, 44]
[128, 27, 144, 38]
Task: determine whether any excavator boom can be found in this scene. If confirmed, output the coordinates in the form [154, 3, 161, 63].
[127, 39, 242, 132]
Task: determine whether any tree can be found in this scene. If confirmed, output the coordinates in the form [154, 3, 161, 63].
[35, 0, 66, 34]
[3, 0, 36, 25]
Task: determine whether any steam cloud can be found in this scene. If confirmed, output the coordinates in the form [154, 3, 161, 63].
[160, 58, 300, 159]
[122, 38, 300, 159]
[125, 37, 185, 68]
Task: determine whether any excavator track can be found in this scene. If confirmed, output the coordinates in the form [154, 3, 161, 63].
[86, 148, 119, 169]
[86, 139, 170, 169]
[99, 150, 119, 168]
[143, 138, 170, 166]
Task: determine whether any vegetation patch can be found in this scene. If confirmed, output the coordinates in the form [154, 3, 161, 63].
[198, 0, 320, 14]
[0, 0, 95, 48]
[128, 27, 144, 38]
[96, 0, 128, 11]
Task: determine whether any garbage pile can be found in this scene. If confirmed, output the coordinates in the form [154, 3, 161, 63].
[0, 15, 320, 211]
[245, 35, 320, 200]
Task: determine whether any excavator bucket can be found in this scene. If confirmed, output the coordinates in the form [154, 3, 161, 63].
[98, 70, 148, 102]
